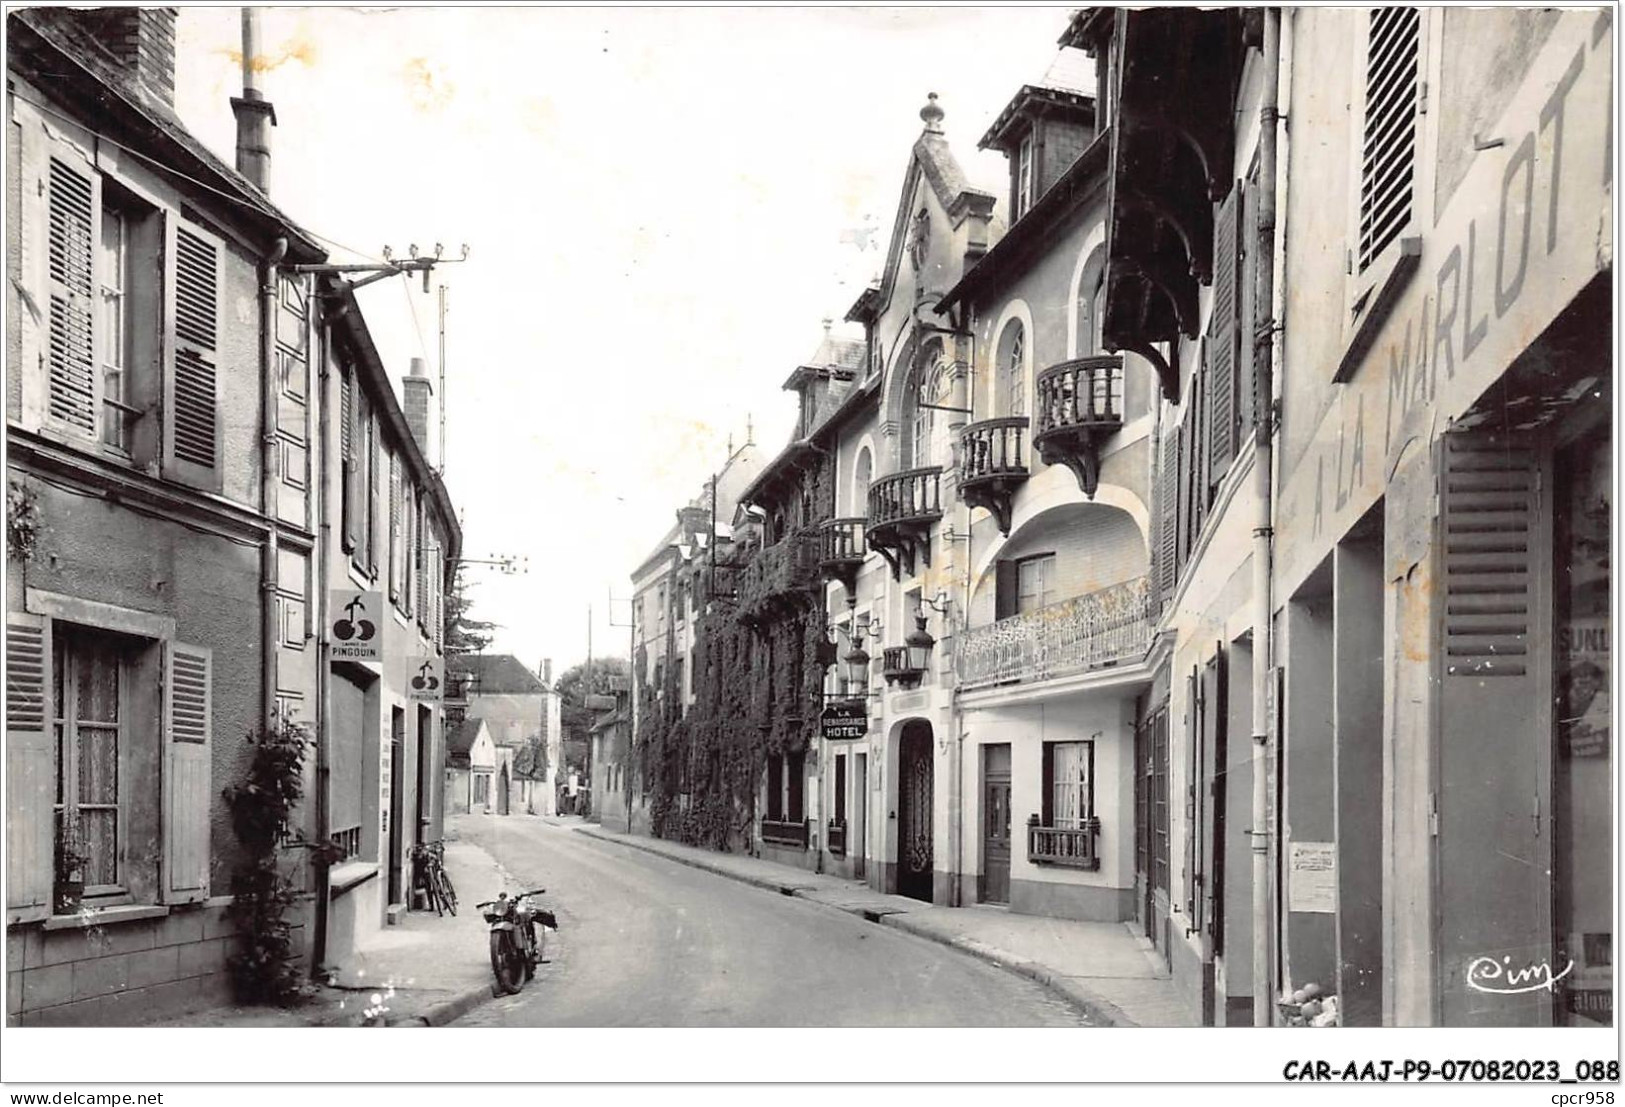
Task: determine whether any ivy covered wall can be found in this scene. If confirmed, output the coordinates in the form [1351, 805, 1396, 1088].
[637, 454, 837, 852]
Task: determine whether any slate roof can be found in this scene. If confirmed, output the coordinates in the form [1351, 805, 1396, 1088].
[448, 654, 548, 695]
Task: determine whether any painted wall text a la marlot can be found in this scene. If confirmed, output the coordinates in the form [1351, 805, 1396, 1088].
[1382, 24, 1608, 461]
[1309, 19, 1611, 538]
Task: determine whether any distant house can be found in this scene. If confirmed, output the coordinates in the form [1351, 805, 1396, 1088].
[445, 718, 495, 816]
[447, 654, 560, 816]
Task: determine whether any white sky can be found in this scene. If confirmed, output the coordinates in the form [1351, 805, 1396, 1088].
[172, 4, 1084, 676]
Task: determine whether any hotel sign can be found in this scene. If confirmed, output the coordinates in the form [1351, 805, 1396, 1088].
[821, 701, 868, 741]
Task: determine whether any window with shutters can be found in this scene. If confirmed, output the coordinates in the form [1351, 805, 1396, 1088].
[7, 612, 211, 919]
[1356, 7, 1422, 277]
[1342, 5, 1427, 358]
[38, 147, 164, 466]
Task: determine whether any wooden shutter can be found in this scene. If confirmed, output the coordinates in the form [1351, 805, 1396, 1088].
[1206, 647, 1228, 954]
[164, 219, 223, 488]
[1183, 668, 1200, 922]
[364, 409, 378, 575]
[45, 150, 100, 439]
[7, 614, 55, 922]
[162, 641, 212, 903]
[1239, 176, 1259, 443]
[1157, 416, 1180, 599]
[1040, 742, 1055, 826]
[1358, 6, 1421, 273]
[995, 559, 1018, 621]
[1437, 430, 1549, 1023]
[1208, 184, 1242, 477]
[416, 498, 429, 628]
[388, 453, 402, 603]
[341, 370, 357, 552]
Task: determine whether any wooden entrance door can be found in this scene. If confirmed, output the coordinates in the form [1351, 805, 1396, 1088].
[897, 722, 934, 902]
[982, 744, 1012, 903]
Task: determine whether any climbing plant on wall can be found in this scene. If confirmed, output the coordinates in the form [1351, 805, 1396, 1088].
[639, 455, 837, 853]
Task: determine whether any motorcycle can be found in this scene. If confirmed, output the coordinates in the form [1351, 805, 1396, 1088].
[476, 888, 557, 996]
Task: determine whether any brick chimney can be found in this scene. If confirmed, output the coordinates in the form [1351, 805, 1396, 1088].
[542, 658, 553, 687]
[79, 8, 178, 106]
[403, 357, 435, 464]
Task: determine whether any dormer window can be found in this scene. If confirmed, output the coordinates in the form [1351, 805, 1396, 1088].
[1016, 134, 1035, 221]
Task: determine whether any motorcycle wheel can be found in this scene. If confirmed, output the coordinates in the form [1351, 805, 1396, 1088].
[490, 931, 522, 995]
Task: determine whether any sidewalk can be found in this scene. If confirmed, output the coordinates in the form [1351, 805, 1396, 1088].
[575, 823, 1193, 1027]
[143, 835, 515, 1027]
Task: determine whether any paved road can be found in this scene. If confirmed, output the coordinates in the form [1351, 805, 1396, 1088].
[448, 817, 1091, 1027]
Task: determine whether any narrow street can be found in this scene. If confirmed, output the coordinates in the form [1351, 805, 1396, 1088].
[447, 817, 1091, 1027]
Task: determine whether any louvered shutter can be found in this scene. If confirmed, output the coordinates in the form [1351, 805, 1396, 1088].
[7, 614, 55, 923]
[1239, 177, 1260, 443]
[1441, 434, 1539, 682]
[163, 640, 212, 897]
[162, 641, 212, 903]
[1437, 431, 1550, 1022]
[1208, 184, 1242, 477]
[995, 560, 1018, 621]
[1183, 668, 1199, 922]
[388, 454, 402, 603]
[365, 411, 379, 576]
[1157, 417, 1180, 599]
[1358, 7, 1421, 273]
[432, 542, 444, 650]
[164, 219, 224, 489]
[341, 371, 357, 553]
[44, 149, 100, 440]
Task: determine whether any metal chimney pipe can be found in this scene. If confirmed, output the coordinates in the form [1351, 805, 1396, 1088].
[231, 7, 277, 192]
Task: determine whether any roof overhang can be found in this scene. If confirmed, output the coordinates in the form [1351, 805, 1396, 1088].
[1099, 7, 1246, 404]
[979, 85, 1096, 152]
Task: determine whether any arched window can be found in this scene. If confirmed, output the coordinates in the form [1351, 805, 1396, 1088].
[853, 447, 873, 514]
[905, 354, 947, 469]
[1077, 252, 1106, 358]
[996, 320, 1026, 417]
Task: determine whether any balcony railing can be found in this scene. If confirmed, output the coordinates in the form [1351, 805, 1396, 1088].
[866, 467, 942, 579]
[959, 417, 1029, 536]
[827, 819, 847, 856]
[1027, 815, 1100, 870]
[760, 818, 809, 848]
[818, 517, 867, 592]
[957, 576, 1153, 691]
[1033, 355, 1126, 498]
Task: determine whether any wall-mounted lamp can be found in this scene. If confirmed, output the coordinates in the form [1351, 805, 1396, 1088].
[921, 589, 951, 615]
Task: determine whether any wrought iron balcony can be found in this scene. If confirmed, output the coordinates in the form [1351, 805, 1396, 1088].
[827, 819, 847, 857]
[866, 466, 942, 580]
[958, 417, 1029, 536]
[818, 517, 867, 593]
[760, 817, 809, 849]
[957, 576, 1153, 691]
[1034, 355, 1126, 498]
[1027, 815, 1100, 870]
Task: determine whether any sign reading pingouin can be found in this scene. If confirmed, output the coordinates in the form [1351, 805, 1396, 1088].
[331, 590, 383, 661]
